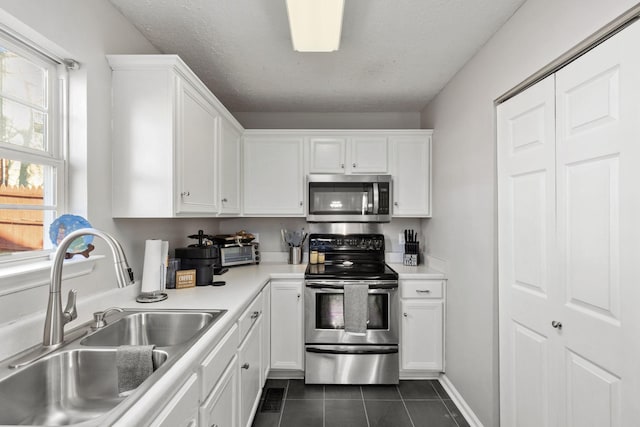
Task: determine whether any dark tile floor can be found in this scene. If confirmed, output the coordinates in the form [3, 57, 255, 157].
[252, 379, 470, 427]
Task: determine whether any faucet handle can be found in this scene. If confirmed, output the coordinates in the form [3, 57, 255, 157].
[63, 289, 78, 324]
[92, 307, 124, 329]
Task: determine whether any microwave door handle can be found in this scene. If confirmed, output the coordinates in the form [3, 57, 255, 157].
[362, 192, 367, 215]
[373, 182, 379, 214]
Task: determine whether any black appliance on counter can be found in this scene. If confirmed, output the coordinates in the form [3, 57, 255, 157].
[304, 233, 399, 385]
[175, 230, 223, 286]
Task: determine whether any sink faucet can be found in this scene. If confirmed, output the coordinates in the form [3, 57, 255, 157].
[43, 228, 135, 346]
[9, 228, 135, 369]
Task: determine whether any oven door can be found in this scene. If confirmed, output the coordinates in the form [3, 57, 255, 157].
[305, 280, 398, 345]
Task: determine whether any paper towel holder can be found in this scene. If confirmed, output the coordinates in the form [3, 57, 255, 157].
[136, 291, 168, 303]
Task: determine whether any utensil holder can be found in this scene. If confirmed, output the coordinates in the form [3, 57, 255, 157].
[288, 246, 302, 265]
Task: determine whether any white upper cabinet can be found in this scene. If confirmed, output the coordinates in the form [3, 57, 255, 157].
[308, 137, 347, 173]
[389, 134, 432, 217]
[109, 55, 243, 218]
[243, 133, 305, 216]
[176, 79, 220, 214]
[308, 134, 388, 174]
[349, 136, 388, 173]
[219, 118, 242, 215]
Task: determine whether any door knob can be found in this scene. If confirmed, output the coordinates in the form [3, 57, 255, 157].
[241, 363, 250, 369]
[551, 321, 562, 329]
[403, 313, 408, 317]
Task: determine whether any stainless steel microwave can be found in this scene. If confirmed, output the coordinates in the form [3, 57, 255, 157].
[307, 174, 392, 222]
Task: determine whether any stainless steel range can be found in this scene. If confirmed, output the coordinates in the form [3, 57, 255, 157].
[304, 233, 399, 384]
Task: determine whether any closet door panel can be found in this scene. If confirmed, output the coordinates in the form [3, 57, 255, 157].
[556, 21, 640, 427]
[497, 74, 558, 427]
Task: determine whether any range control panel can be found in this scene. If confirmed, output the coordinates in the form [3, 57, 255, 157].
[308, 234, 385, 253]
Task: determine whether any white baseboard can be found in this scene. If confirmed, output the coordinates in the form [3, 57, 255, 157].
[439, 374, 484, 427]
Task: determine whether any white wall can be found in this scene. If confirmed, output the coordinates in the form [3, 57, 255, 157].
[0, 1, 219, 334]
[420, 1, 639, 425]
[235, 111, 421, 129]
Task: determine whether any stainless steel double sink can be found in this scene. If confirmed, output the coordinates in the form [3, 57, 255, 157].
[0, 309, 226, 426]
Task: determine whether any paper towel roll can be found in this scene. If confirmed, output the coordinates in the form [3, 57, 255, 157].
[141, 239, 163, 294]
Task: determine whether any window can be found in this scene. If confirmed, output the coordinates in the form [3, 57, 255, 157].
[0, 32, 66, 260]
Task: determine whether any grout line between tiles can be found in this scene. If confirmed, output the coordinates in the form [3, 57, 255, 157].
[276, 380, 289, 427]
[360, 386, 371, 427]
[323, 385, 326, 427]
[430, 380, 461, 427]
[398, 383, 416, 427]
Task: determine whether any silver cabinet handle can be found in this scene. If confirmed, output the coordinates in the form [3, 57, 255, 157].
[416, 289, 431, 294]
[341, 163, 345, 169]
[353, 162, 357, 168]
[221, 198, 228, 203]
[394, 202, 399, 206]
[297, 294, 301, 300]
[181, 191, 190, 197]
[403, 313, 408, 317]
[241, 363, 250, 369]
[551, 321, 563, 329]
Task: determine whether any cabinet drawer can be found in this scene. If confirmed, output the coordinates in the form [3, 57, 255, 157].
[238, 292, 264, 341]
[200, 323, 239, 401]
[150, 373, 199, 427]
[401, 280, 443, 299]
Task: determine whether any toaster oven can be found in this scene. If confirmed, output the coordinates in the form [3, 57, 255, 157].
[218, 242, 260, 267]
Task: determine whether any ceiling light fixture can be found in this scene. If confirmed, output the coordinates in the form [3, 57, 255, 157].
[286, 0, 345, 52]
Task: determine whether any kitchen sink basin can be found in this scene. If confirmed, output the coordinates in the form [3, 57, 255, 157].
[0, 348, 168, 426]
[80, 310, 224, 347]
[0, 308, 227, 426]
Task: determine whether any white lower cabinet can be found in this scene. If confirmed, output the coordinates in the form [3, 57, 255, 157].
[400, 279, 445, 374]
[150, 373, 199, 427]
[200, 355, 239, 427]
[261, 283, 271, 384]
[239, 320, 262, 427]
[270, 280, 303, 370]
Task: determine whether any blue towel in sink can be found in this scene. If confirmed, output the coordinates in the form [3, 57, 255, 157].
[116, 345, 155, 395]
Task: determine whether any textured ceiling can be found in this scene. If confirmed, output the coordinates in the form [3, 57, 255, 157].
[109, 0, 525, 113]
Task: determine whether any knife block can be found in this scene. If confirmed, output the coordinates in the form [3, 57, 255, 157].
[403, 253, 419, 266]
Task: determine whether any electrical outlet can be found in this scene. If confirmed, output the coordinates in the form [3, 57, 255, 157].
[399, 233, 405, 245]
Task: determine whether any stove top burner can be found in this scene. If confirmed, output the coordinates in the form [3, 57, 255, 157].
[305, 233, 398, 281]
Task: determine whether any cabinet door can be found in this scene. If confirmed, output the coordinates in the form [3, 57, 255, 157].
[150, 373, 199, 427]
[389, 136, 431, 216]
[309, 137, 347, 173]
[270, 280, 303, 370]
[243, 136, 305, 215]
[200, 356, 239, 427]
[401, 300, 443, 371]
[239, 322, 262, 427]
[177, 79, 219, 214]
[349, 136, 388, 173]
[219, 118, 241, 215]
[261, 283, 271, 385]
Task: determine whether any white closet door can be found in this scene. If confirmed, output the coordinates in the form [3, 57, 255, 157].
[497, 75, 558, 427]
[555, 22, 640, 427]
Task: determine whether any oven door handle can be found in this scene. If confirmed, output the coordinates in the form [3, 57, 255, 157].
[306, 347, 398, 355]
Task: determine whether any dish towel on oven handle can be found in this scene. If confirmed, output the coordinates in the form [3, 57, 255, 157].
[344, 283, 368, 336]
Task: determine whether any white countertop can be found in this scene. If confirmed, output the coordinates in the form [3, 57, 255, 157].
[0, 261, 445, 425]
